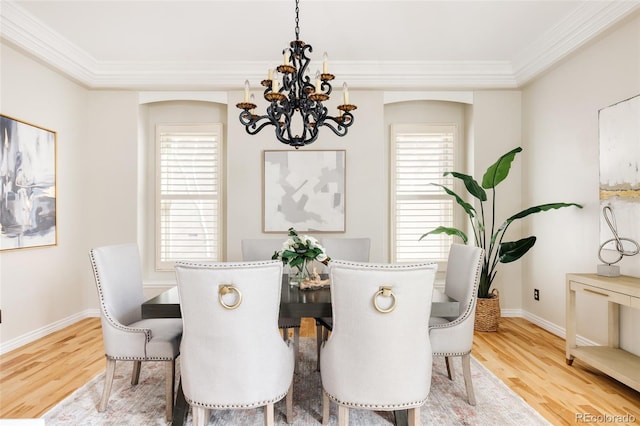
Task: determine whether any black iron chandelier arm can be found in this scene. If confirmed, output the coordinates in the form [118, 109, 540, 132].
[320, 113, 355, 136]
[239, 113, 276, 135]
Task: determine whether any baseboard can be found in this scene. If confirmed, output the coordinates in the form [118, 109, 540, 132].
[0, 309, 100, 355]
[499, 308, 522, 317]
[522, 310, 598, 347]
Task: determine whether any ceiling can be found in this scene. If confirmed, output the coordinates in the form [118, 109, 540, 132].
[1, 0, 639, 91]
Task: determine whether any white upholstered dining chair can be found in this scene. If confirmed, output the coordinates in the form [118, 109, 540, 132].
[318, 237, 371, 271]
[241, 238, 301, 371]
[320, 260, 437, 425]
[429, 243, 484, 405]
[315, 237, 371, 370]
[175, 260, 294, 425]
[89, 243, 182, 421]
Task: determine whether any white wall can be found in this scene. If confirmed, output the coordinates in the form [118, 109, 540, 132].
[0, 44, 91, 349]
[225, 90, 388, 263]
[0, 44, 142, 350]
[81, 90, 140, 308]
[470, 92, 524, 312]
[1, 11, 638, 353]
[522, 13, 640, 353]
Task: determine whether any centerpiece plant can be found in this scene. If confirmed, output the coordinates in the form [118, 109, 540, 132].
[420, 147, 582, 299]
[272, 228, 330, 284]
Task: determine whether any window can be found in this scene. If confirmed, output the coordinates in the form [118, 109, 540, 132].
[156, 123, 223, 270]
[390, 124, 460, 265]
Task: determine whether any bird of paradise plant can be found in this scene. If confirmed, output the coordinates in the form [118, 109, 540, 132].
[420, 147, 582, 298]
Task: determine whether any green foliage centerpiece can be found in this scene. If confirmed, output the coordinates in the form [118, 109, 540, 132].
[273, 228, 330, 286]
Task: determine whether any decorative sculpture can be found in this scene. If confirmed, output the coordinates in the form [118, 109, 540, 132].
[597, 205, 640, 277]
[300, 266, 330, 290]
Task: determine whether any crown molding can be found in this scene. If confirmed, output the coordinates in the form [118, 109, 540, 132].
[512, 1, 640, 85]
[0, 0, 98, 85]
[1, 0, 637, 91]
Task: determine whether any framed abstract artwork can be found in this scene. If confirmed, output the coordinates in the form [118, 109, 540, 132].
[0, 115, 57, 251]
[263, 150, 346, 233]
[598, 94, 640, 261]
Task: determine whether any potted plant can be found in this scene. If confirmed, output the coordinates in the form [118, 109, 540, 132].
[420, 147, 582, 331]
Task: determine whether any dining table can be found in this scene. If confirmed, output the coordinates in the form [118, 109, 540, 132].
[141, 275, 459, 426]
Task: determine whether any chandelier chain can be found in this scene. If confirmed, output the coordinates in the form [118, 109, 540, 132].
[295, 0, 300, 41]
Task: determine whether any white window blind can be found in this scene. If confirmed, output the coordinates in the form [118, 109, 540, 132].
[156, 123, 223, 270]
[390, 124, 458, 264]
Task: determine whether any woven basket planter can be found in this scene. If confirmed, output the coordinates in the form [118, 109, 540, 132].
[475, 289, 500, 332]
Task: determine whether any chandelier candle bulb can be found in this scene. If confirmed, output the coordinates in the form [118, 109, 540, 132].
[323, 52, 328, 73]
[343, 82, 349, 105]
[315, 71, 322, 93]
[244, 80, 250, 102]
[284, 49, 291, 66]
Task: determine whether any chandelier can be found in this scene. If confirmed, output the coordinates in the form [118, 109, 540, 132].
[236, 0, 356, 149]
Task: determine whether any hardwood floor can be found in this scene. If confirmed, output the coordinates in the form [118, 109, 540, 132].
[472, 318, 639, 425]
[0, 318, 105, 418]
[1, 317, 639, 424]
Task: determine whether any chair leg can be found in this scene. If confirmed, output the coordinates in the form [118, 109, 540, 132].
[408, 407, 420, 426]
[445, 356, 455, 380]
[338, 404, 349, 426]
[165, 360, 176, 421]
[131, 360, 142, 385]
[322, 390, 330, 425]
[282, 327, 290, 342]
[285, 382, 294, 424]
[192, 406, 210, 426]
[293, 328, 300, 373]
[317, 326, 331, 372]
[99, 358, 116, 412]
[316, 323, 323, 371]
[461, 353, 476, 406]
[264, 402, 275, 426]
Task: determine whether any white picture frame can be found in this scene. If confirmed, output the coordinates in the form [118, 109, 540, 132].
[263, 150, 346, 233]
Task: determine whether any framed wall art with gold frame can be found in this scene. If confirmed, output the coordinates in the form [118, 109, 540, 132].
[598, 94, 639, 259]
[0, 114, 57, 251]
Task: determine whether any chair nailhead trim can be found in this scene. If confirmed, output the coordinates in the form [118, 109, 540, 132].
[323, 390, 426, 410]
[429, 254, 483, 331]
[432, 350, 470, 356]
[329, 260, 438, 270]
[185, 390, 287, 409]
[176, 260, 281, 269]
[106, 355, 176, 361]
[90, 250, 154, 358]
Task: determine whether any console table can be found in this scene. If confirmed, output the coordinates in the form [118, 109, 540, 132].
[565, 273, 640, 391]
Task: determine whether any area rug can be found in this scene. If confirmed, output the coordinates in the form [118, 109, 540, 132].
[43, 338, 550, 425]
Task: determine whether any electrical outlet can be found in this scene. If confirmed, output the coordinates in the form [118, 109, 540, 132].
[534, 289, 540, 301]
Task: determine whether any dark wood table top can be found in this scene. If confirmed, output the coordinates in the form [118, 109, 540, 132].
[142, 275, 458, 319]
